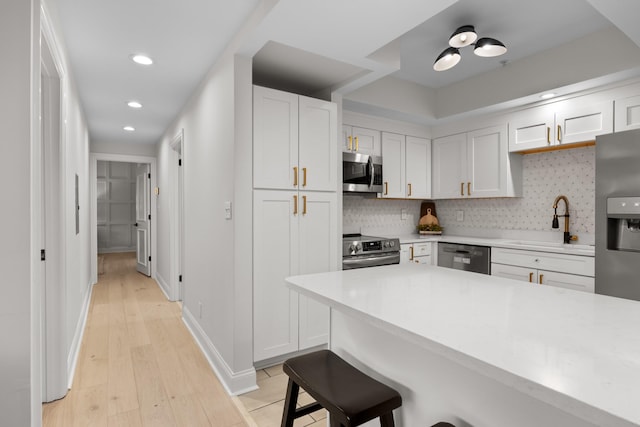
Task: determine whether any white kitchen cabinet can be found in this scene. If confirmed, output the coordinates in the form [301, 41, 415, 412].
[254, 85, 337, 192]
[253, 190, 337, 361]
[614, 94, 640, 131]
[405, 136, 432, 199]
[432, 125, 519, 199]
[342, 125, 381, 155]
[509, 99, 613, 152]
[381, 132, 431, 199]
[400, 242, 434, 265]
[491, 247, 594, 293]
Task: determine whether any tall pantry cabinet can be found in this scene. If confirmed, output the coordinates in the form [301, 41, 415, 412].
[252, 86, 338, 363]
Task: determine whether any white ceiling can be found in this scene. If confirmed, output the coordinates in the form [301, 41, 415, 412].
[50, 0, 640, 146]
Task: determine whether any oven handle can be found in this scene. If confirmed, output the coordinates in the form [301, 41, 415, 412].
[343, 253, 400, 270]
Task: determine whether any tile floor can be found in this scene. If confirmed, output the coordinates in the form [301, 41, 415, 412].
[238, 364, 327, 427]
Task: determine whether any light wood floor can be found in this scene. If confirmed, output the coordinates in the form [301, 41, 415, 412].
[42, 252, 250, 427]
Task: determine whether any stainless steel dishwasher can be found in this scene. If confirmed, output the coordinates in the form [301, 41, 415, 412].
[437, 242, 491, 274]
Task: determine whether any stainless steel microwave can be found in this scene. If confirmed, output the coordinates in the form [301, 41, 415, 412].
[343, 152, 383, 193]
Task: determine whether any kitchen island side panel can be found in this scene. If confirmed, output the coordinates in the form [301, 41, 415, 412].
[330, 309, 598, 427]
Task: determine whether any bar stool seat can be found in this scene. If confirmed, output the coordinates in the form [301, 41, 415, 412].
[281, 350, 402, 427]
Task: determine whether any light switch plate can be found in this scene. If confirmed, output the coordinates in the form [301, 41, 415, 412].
[224, 201, 232, 219]
[401, 208, 407, 220]
[456, 210, 464, 221]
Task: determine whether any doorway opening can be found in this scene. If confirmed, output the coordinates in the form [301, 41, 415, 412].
[95, 161, 152, 277]
[41, 31, 66, 403]
[90, 154, 157, 287]
[170, 130, 184, 302]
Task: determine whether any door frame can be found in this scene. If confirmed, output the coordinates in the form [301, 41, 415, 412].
[169, 130, 184, 301]
[90, 154, 157, 284]
[40, 9, 67, 403]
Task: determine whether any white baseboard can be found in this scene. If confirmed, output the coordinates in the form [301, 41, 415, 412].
[67, 280, 94, 389]
[182, 306, 258, 396]
[155, 272, 173, 301]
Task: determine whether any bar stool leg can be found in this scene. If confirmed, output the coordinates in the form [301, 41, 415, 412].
[380, 412, 395, 427]
[329, 416, 343, 427]
[281, 378, 300, 427]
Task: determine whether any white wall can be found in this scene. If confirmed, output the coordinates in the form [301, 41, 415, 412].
[0, 1, 39, 425]
[155, 50, 255, 395]
[91, 141, 157, 157]
[0, 0, 92, 423]
[40, 0, 93, 394]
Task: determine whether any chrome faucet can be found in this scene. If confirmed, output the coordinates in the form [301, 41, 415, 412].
[552, 195, 576, 244]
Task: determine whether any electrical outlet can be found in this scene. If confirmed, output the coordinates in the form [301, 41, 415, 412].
[199, 301, 203, 319]
[401, 208, 407, 220]
[456, 210, 464, 221]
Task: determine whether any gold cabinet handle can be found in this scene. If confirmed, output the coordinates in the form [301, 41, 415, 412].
[384, 182, 388, 196]
[529, 272, 533, 283]
[547, 127, 551, 144]
[557, 125, 562, 142]
[407, 183, 412, 196]
[302, 195, 307, 215]
[348, 135, 353, 151]
[539, 274, 544, 284]
[302, 167, 307, 187]
[460, 182, 464, 196]
[467, 182, 471, 196]
[293, 166, 298, 187]
[293, 195, 298, 215]
[355, 136, 359, 151]
[409, 246, 414, 261]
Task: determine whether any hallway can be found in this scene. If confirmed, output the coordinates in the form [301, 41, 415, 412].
[42, 253, 250, 426]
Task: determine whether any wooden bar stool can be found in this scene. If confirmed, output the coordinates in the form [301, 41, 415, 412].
[280, 350, 402, 427]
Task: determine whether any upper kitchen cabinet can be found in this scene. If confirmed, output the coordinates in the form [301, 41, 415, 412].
[342, 125, 381, 156]
[433, 125, 521, 199]
[509, 98, 613, 152]
[614, 94, 640, 132]
[381, 132, 431, 199]
[254, 85, 337, 192]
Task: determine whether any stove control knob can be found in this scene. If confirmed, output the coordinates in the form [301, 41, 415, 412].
[383, 241, 389, 248]
[389, 241, 395, 247]
[357, 244, 362, 252]
[349, 244, 358, 253]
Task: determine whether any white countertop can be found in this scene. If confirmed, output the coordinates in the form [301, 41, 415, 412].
[393, 234, 595, 256]
[286, 265, 640, 426]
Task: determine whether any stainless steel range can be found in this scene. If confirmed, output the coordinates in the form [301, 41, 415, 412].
[342, 234, 401, 270]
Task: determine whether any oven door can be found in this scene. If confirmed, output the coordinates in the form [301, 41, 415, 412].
[343, 152, 383, 193]
[342, 252, 400, 270]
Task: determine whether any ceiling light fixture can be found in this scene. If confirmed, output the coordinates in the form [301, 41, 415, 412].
[448, 25, 478, 48]
[127, 101, 142, 109]
[131, 54, 153, 65]
[433, 47, 461, 72]
[123, 126, 135, 132]
[434, 25, 507, 71]
[540, 93, 557, 100]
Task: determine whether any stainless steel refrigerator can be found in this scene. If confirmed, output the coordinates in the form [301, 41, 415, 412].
[595, 129, 640, 300]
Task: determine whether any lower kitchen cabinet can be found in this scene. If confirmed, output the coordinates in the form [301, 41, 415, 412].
[400, 241, 434, 265]
[253, 190, 337, 362]
[491, 247, 594, 293]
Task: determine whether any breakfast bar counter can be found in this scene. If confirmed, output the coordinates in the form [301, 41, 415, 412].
[286, 264, 640, 427]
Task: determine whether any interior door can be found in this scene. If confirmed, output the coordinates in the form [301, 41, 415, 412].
[135, 163, 151, 276]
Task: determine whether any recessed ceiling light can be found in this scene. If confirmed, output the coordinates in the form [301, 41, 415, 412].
[540, 93, 557, 100]
[127, 101, 142, 109]
[123, 126, 135, 132]
[131, 54, 153, 65]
